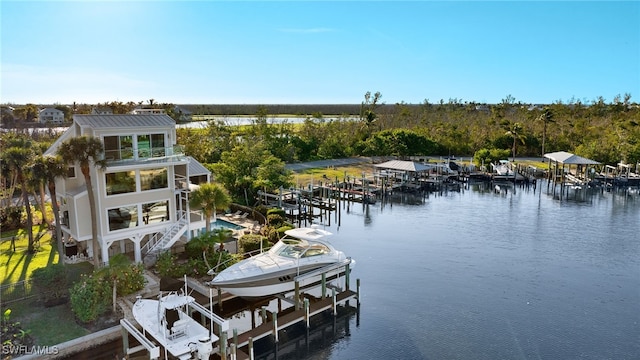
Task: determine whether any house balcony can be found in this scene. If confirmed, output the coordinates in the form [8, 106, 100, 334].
[103, 145, 187, 167]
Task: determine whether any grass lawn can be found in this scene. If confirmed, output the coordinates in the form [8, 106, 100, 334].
[8, 297, 91, 346]
[1, 224, 59, 285]
[1, 223, 97, 346]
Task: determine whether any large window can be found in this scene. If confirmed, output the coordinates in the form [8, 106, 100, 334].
[142, 200, 169, 225]
[151, 134, 165, 157]
[104, 135, 134, 161]
[106, 171, 136, 195]
[141, 168, 168, 191]
[107, 205, 138, 231]
[105, 133, 165, 160]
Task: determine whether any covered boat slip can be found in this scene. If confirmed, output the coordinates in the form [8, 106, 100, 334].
[544, 151, 601, 186]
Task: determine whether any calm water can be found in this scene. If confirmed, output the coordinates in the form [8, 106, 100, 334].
[291, 181, 639, 360]
[78, 181, 639, 359]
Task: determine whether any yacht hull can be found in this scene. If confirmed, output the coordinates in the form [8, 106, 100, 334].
[211, 260, 353, 298]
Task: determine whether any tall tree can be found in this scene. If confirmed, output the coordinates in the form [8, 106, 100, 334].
[537, 107, 554, 157]
[505, 122, 526, 161]
[254, 155, 293, 193]
[1, 134, 36, 252]
[32, 155, 68, 263]
[360, 91, 382, 138]
[29, 157, 50, 226]
[57, 136, 106, 268]
[189, 183, 231, 232]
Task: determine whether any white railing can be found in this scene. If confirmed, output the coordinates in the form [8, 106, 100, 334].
[141, 210, 188, 256]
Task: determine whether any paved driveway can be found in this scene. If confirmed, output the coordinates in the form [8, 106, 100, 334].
[285, 157, 376, 171]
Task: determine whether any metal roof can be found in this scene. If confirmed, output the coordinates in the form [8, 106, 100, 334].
[187, 156, 210, 177]
[74, 114, 175, 128]
[374, 160, 432, 172]
[543, 151, 601, 165]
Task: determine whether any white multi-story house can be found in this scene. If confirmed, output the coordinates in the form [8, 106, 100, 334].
[45, 114, 211, 265]
[39, 107, 65, 124]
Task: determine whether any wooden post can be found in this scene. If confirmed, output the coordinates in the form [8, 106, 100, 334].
[273, 311, 279, 343]
[230, 343, 236, 360]
[248, 337, 254, 360]
[304, 298, 310, 328]
[321, 273, 327, 298]
[356, 278, 361, 305]
[261, 306, 267, 324]
[332, 288, 337, 316]
[294, 281, 300, 310]
[345, 262, 350, 291]
[121, 325, 128, 358]
[218, 287, 223, 311]
[220, 330, 227, 360]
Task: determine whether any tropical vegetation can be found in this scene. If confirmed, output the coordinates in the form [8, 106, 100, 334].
[1, 92, 638, 342]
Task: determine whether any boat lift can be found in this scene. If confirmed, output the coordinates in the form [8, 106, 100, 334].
[120, 318, 160, 359]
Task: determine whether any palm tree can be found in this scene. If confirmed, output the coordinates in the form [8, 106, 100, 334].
[537, 107, 554, 157]
[1, 134, 36, 252]
[32, 155, 68, 263]
[189, 182, 231, 232]
[505, 122, 526, 161]
[57, 136, 106, 268]
[29, 157, 50, 226]
[359, 91, 382, 138]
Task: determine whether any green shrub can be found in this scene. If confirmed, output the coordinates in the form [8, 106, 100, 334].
[114, 263, 146, 296]
[239, 234, 269, 254]
[70, 274, 111, 323]
[156, 251, 180, 277]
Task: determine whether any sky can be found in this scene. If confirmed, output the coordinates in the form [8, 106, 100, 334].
[1, 1, 639, 106]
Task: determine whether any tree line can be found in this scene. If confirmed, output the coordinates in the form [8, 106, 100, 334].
[3, 92, 639, 206]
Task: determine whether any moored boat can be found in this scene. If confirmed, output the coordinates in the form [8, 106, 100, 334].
[208, 225, 354, 298]
[132, 277, 226, 360]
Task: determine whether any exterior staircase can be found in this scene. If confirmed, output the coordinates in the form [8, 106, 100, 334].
[142, 210, 188, 260]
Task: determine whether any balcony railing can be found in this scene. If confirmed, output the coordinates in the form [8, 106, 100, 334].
[103, 145, 185, 164]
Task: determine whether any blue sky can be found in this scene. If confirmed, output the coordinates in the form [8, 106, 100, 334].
[1, 1, 639, 105]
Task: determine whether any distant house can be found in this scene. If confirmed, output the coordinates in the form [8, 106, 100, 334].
[91, 106, 113, 115]
[131, 108, 166, 115]
[38, 107, 65, 124]
[44, 114, 213, 266]
[1, 105, 15, 114]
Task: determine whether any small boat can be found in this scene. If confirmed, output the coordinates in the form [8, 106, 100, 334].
[492, 160, 513, 176]
[132, 277, 222, 360]
[208, 225, 354, 298]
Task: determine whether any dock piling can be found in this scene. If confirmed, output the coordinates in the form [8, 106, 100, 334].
[272, 311, 279, 342]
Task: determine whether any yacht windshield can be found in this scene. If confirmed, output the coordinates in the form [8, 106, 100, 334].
[270, 238, 308, 259]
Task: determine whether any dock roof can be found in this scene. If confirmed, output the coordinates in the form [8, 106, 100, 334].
[543, 151, 600, 165]
[374, 160, 432, 172]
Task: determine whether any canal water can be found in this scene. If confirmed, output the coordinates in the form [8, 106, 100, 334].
[297, 181, 639, 360]
[79, 180, 640, 359]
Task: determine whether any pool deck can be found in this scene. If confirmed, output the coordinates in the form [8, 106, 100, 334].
[218, 214, 262, 236]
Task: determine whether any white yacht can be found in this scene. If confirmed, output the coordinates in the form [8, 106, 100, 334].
[208, 225, 354, 298]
